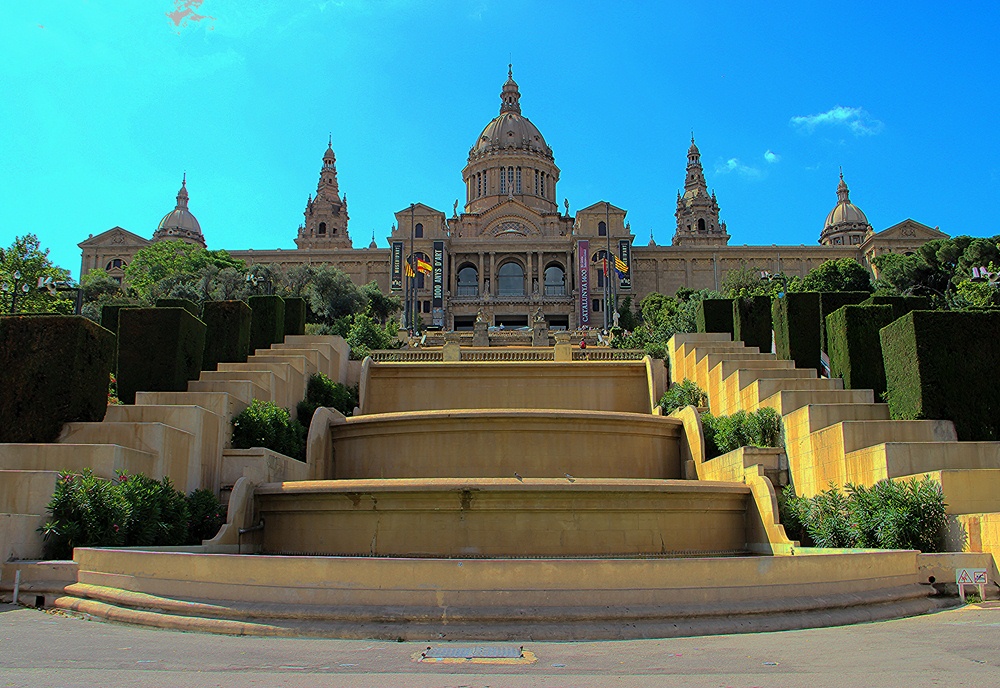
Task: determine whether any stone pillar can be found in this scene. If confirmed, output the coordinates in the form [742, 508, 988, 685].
[554, 330, 572, 362]
[473, 320, 489, 347]
[532, 319, 548, 347]
[443, 331, 461, 361]
[489, 252, 496, 296]
[478, 251, 484, 295]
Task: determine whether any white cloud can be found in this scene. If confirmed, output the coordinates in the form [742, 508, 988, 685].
[764, 150, 780, 164]
[790, 106, 884, 136]
[715, 158, 762, 179]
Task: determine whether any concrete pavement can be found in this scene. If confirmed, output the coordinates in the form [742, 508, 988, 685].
[2, 602, 999, 687]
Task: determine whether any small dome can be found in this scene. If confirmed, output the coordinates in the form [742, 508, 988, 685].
[157, 207, 202, 235]
[823, 173, 869, 230]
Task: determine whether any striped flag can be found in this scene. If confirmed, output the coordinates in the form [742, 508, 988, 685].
[416, 257, 432, 275]
[614, 256, 629, 274]
[405, 262, 415, 278]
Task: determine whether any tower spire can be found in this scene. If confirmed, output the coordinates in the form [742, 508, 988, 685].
[500, 65, 521, 114]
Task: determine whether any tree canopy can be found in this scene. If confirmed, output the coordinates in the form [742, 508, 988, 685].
[0, 234, 74, 314]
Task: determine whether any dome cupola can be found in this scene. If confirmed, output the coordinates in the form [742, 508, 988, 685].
[820, 171, 872, 246]
[153, 174, 206, 248]
[462, 66, 561, 215]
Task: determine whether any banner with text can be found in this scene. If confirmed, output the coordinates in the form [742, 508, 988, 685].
[432, 241, 445, 327]
[618, 239, 632, 291]
[391, 242, 404, 291]
[578, 240, 591, 327]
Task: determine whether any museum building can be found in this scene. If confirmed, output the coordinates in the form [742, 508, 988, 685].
[79, 68, 947, 330]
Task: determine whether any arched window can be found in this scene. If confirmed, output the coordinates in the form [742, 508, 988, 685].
[516, 167, 522, 194]
[507, 168, 514, 193]
[457, 264, 478, 296]
[497, 261, 525, 296]
[592, 250, 609, 289]
[500, 167, 507, 194]
[105, 258, 127, 271]
[540, 173, 546, 198]
[534, 169, 540, 195]
[698, 218, 706, 232]
[598, 221, 607, 237]
[544, 264, 565, 296]
[415, 223, 423, 238]
[318, 222, 327, 235]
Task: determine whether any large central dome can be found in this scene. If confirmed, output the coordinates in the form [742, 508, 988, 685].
[462, 67, 561, 215]
[468, 68, 553, 162]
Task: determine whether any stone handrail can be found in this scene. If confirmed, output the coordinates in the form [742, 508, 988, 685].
[572, 349, 647, 361]
[369, 348, 646, 363]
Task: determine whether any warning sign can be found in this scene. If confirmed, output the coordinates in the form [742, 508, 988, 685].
[956, 568, 988, 585]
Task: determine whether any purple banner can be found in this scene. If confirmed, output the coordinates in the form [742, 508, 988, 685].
[578, 240, 590, 327]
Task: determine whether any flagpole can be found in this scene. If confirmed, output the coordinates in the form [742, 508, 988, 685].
[605, 201, 611, 331]
[408, 203, 415, 334]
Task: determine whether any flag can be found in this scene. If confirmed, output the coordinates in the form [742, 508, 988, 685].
[416, 257, 432, 275]
[405, 262, 415, 278]
[614, 256, 629, 274]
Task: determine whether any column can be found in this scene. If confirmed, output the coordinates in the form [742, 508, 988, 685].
[449, 252, 457, 297]
[537, 251, 544, 294]
[489, 252, 496, 296]
[526, 251, 533, 296]
[478, 251, 484, 295]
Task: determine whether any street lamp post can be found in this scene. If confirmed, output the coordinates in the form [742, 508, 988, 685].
[1, 270, 30, 314]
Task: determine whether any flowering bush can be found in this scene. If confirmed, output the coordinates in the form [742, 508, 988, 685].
[39, 470, 226, 559]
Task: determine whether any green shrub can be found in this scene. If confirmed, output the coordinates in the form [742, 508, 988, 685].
[117, 307, 206, 404]
[772, 292, 821, 372]
[39, 470, 226, 559]
[186, 488, 225, 545]
[825, 304, 894, 397]
[155, 298, 200, 317]
[201, 300, 251, 371]
[100, 304, 125, 334]
[116, 473, 189, 547]
[733, 295, 771, 353]
[231, 399, 306, 460]
[283, 296, 307, 337]
[862, 295, 931, 321]
[881, 310, 1000, 440]
[39, 470, 128, 559]
[701, 407, 783, 458]
[696, 298, 734, 336]
[778, 478, 946, 551]
[658, 378, 708, 414]
[248, 295, 286, 353]
[346, 312, 399, 359]
[0, 315, 115, 443]
[296, 373, 358, 427]
[818, 291, 870, 352]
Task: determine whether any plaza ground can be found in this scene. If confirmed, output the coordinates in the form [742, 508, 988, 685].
[1, 601, 999, 687]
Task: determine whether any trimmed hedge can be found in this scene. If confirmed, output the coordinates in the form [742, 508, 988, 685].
[201, 300, 251, 371]
[283, 296, 307, 337]
[155, 298, 201, 318]
[863, 295, 931, 321]
[826, 304, 894, 398]
[101, 305, 125, 334]
[248, 295, 285, 354]
[117, 308, 207, 404]
[733, 296, 772, 353]
[772, 292, 821, 372]
[881, 310, 1000, 441]
[0, 316, 115, 443]
[696, 298, 734, 337]
[818, 291, 870, 352]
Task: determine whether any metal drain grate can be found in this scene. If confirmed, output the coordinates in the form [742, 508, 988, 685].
[423, 645, 523, 659]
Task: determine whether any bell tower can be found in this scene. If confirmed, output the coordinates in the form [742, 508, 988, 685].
[672, 137, 730, 247]
[295, 137, 352, 249]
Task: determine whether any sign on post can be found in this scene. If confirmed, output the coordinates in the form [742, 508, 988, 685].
[956, 568, 988, 602]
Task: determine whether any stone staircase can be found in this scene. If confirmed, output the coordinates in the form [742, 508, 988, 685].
[0, 335, 349, 563]
[670, 332, 1000, 558]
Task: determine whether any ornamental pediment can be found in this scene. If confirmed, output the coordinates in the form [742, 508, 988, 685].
[875, 219, 948, 241]
[78, 226, 151, 249]
[485, 217, 541, 238]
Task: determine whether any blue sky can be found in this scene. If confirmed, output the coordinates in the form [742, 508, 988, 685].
[3, 1, 998, 279]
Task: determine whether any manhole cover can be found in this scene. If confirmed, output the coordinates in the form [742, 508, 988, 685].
[423, 645, 523, 659]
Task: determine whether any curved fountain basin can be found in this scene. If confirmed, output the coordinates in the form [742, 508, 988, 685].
[255, 477, 750, 557]
[330, 409, 683, 479]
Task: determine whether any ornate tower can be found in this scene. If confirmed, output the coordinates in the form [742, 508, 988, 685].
[295, 138, 351, 249]
[820, 172, 872, 246]
[461, 66, 561, 215]
[672, 138, 730, 247]
[152, 174, 206, 247]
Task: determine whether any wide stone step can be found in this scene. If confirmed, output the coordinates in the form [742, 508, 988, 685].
[57, 422, 195, 490]
[812, 420, 957, 457]
[895, 469, 1000, 515]
[248, 353, 314, 377]
[255, 348, 329, 377]
[105, 404, 226, 493]
[748, 377, 845, 407]
[0, 443, 157, 478]
[198, 370, 277, 404]
[759, 389, 876, 416]
[187, 379, 263, 406]
[136, 390, 247, 421]
[215, 363, 301, 410]
[783, 403, 892, 437]
[846, 442, 1000, 486]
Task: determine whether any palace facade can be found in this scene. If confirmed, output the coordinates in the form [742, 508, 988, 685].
[79, 69, 947, 330]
